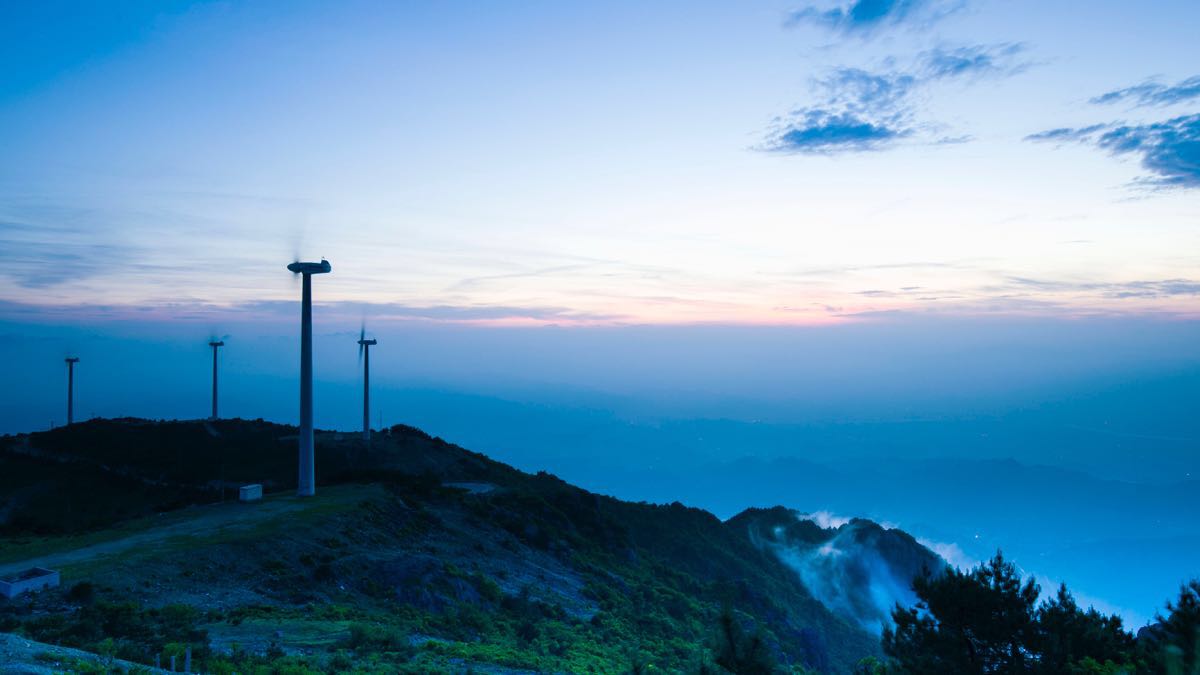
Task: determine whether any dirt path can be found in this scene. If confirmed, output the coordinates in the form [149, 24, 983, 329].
[0, 484, 375, 578]
[443, 481, 499, 494]
[0, 632, 170, 674]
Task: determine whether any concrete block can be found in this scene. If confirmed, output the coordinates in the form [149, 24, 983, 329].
[0, 567, 60, 599]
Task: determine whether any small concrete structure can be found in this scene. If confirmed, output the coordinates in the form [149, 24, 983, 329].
[0, 567, 60, 599]
[239, 484, 263, 502]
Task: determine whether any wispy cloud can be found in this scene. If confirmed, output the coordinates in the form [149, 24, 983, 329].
[790, 261, 960, 277]
[920, 43, 1028, 79]
[996, 276, 1200, 300]
[1027, 114, 1200, 189]
[1095, 115, 1200, 188]
[345, 302, 622, 324]
[0, 214, 137, 289]
[448, 263, 600, 293]
[0, 298, 624, 327]
[765, 44, 1029, 154]
[819, 270, 1200, 320]
[1023, 124, 1107, 143]
[218, 300, 625, 326]
[786, 0, 964, 35]
[824, 68, 920, 111]
[1091, 75, 1200, 107]
[768, 111, 910, 154]
[762, 68, 916, 154]
[1032, 72, 1200, 189]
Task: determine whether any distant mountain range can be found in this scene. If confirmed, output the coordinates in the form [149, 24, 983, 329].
[567, 451, 1199, 625]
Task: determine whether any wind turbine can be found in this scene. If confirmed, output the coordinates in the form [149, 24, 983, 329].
[287, 258, 332, 497]
[358, 326, 377, 442]
[64, 357, 79, 426]
[208, 339, 225, 420]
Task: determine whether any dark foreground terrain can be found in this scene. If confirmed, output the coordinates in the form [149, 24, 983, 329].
[3, 419, 1197, 674]
[0, 418, 923, 673]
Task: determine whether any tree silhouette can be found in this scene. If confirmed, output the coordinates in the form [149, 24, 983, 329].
[1036, 583, 1132, 673]
[698, 604, 781, 674]
[877, 551, 1200, 673]
[884, 551, 1040, 674]
[1142, 580, 1200, 674]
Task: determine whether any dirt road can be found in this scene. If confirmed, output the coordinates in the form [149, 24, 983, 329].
[0, 484, 376, 579]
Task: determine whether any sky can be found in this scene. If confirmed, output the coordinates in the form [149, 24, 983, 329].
[1, 0, 1198, 323]
[1, 0, 1199, 626]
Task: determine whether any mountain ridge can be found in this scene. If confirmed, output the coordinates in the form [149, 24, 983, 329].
[0, 417, 943, 673]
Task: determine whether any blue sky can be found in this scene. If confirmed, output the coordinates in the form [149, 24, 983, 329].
[2, 0, 1199, 624]
[1, 0, 1198, 323]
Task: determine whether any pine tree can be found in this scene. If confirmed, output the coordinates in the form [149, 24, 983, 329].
[884, 551, 1040, 674]
[1143, 581, 1200, 674]
[1035, 583, 1132, 673]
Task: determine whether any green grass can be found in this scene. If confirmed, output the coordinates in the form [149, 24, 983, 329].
[0, 484, 381, 570]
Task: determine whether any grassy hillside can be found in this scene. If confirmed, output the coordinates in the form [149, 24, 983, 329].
[0, 418, 896, 673]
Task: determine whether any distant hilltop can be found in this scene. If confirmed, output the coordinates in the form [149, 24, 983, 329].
[0, 416, 941, 673]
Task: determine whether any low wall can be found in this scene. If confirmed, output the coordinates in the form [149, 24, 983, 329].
[0, 567, 60, 599]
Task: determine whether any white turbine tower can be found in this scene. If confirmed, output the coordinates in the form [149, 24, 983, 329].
[287, 259, 331, 497]
[208, 339, 224, 420]
[65, 357, 79, 426]
[358, 325, 377, 442]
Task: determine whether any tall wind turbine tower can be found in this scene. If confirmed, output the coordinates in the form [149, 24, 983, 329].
[287, 259, 331, 497]
[208, 340, 224, 420]
[357, 327, 377, 442]
[64, 357, 79, 425]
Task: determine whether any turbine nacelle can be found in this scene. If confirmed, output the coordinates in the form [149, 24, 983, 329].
[209, 340, 225, 348]
[65, 357, 80, 364]
[357, 338, 377, 346]
[287, 260, 331, 275]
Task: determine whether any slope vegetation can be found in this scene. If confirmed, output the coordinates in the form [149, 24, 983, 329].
[0, 418, 933, 673]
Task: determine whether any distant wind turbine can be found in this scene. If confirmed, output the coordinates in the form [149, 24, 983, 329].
[64, 357, 79, 426]
[208, 339, 225, 420]
[287, 258, 332, 497]
[358, 325, 377, 442]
